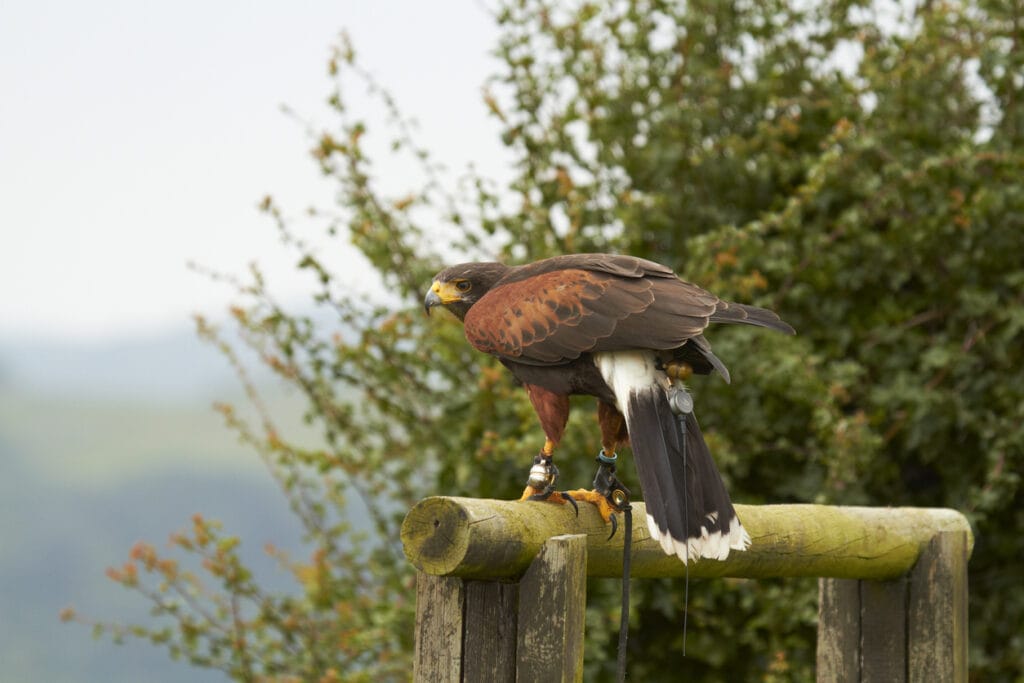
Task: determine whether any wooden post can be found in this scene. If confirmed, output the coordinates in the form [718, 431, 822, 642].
[816, 530, 970, 683]
[413, 574, 464, 683]
[859, 577, 909, 683]
[516, 534, 587, 683]
[907, 531, 969, 683]
[817, 579, 860, 682]
[412, 534, 587, 683]
[404, 498, 973, 680]
[463, 581, 518, 683]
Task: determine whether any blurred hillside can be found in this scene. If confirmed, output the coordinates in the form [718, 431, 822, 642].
[0, 329, 240, 400]
[0, 328, 338, 682]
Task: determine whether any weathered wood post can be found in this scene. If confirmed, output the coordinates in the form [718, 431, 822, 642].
[411, 534, 586, 683]
[817, 531, 969, 683]
[401, 497, 973, 681]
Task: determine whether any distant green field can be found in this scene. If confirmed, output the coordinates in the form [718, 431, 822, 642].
[0, 387, 331, 683]
[0, 388, 317, 485]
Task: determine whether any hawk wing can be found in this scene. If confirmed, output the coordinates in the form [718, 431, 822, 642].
[462, 255, 720, 365]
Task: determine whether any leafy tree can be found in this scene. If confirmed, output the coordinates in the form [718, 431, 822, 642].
[74, 0, 1023, 680]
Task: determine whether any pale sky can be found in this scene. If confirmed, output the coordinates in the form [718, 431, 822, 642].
[1, 1, 506, 343]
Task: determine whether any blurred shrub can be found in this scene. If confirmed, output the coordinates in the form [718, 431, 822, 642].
[81, 1, 1023, 680]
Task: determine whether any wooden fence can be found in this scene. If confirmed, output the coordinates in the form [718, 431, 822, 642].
[401, 497, 972, 682]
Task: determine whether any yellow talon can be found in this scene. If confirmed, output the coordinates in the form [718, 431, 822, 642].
[565, 488, 620, 524]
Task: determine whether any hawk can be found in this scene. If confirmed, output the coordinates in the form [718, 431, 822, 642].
[425, 253, 793, 563]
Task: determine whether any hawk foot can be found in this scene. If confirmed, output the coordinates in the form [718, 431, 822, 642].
[519, 486, 579, 515]
[565, 488, 627, 539]
[519, 453, 578, 514]
[567, 451, 632, 539]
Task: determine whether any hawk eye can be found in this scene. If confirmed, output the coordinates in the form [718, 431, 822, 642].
[455, 280, 471, 292]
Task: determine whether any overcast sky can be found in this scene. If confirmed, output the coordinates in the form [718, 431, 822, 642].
[1, 1, 506, 343]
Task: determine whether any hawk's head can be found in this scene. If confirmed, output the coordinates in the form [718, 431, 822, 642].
[424, 261, 509, 321]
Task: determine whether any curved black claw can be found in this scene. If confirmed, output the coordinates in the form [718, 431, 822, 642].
[562, 490, 579, 516]
[607, 513, 618, 541]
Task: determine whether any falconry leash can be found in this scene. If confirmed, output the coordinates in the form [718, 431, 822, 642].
[667, 382, 694, 658]
[592, 449, 633, 680]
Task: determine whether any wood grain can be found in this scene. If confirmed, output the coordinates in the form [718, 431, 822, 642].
[401, 496, 974, 580]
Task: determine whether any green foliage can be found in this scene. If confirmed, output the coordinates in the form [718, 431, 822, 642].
[84, 1, 1023, 680]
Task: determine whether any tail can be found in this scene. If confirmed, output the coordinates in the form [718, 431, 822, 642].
[595, 351, 750, 564]
[710, 301, 796, 335]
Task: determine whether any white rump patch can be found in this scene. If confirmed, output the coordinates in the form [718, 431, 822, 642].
[593, 350, 667, 418]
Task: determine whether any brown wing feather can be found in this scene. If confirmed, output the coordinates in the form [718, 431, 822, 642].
[464, 268, 649, 363]
[464, 262, 730, 365]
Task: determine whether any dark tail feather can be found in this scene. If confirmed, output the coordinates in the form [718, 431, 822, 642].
[625, 387, 750, 563]
[710, 301, 796, 335]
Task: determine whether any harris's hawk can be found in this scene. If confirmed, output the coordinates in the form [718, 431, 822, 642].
[424, 253, 793, 563]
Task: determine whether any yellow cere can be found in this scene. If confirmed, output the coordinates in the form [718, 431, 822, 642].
[432, 280, 466, 304]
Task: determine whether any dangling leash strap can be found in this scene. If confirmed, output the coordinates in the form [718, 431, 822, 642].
[594, 450, 632, 682]
[617, 500, 632, 681]
[667, 384, 693, 657]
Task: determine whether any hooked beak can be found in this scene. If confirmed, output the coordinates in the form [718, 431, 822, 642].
[424, 288, 442, 316]
[425, 279, 467, 316]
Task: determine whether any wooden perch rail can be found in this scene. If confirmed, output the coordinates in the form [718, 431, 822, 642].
[403, 497, 973, 682]
[401, 496, 973, 580]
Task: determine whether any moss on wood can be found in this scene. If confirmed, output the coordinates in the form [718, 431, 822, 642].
[400, 496, 973, 580]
